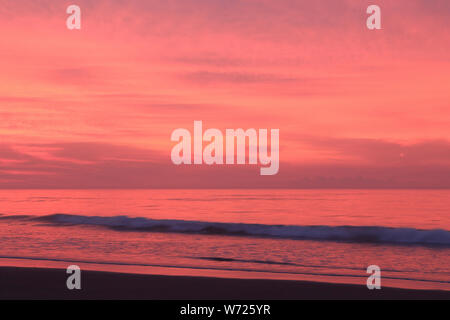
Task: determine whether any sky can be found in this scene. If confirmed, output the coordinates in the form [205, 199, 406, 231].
[0, 0, 450, 188]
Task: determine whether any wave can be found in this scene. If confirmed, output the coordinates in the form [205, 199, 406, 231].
[0, 254, 448, 285]
[17, 213, 450, 246]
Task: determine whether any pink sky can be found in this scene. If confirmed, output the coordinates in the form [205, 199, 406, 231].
[0, 0, 450, 188]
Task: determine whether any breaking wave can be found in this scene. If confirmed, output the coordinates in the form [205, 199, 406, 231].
[17, 213, 450, 246]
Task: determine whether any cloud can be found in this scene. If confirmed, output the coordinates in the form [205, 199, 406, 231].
[183, 71, 298, 84]
[300, 137, 450, 166]
[10, 142, 164, 163]
[2, 139, 450, 189]
[1, 0, 449, 190]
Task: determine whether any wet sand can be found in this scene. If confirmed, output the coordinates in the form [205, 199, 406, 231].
[0, 266, 449, 300]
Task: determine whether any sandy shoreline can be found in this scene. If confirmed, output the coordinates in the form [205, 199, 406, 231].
[0, 266, 449, 299]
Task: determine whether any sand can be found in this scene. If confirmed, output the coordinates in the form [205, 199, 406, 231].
[0, 266, 449, 300]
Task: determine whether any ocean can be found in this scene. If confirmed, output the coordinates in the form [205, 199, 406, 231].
[0, 189, 449, 291]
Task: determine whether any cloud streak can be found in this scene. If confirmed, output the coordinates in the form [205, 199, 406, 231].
[1, 139, 450, 188]
[0, 1, 449, 188]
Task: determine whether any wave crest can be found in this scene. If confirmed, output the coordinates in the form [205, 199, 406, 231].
[24, 213, 450, 246]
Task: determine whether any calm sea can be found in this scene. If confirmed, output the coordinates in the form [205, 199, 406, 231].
[0, 189, 449, 291]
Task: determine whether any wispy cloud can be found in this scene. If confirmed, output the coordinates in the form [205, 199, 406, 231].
[0, 0, 449, 188]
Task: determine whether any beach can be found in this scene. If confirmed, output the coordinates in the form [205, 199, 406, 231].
[0, 189, 449, 293]
[1, 266, 449, 300]
[2, 0, 450, 304]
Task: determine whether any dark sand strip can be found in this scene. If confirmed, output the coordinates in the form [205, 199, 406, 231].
[0, 266, 449, 299]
